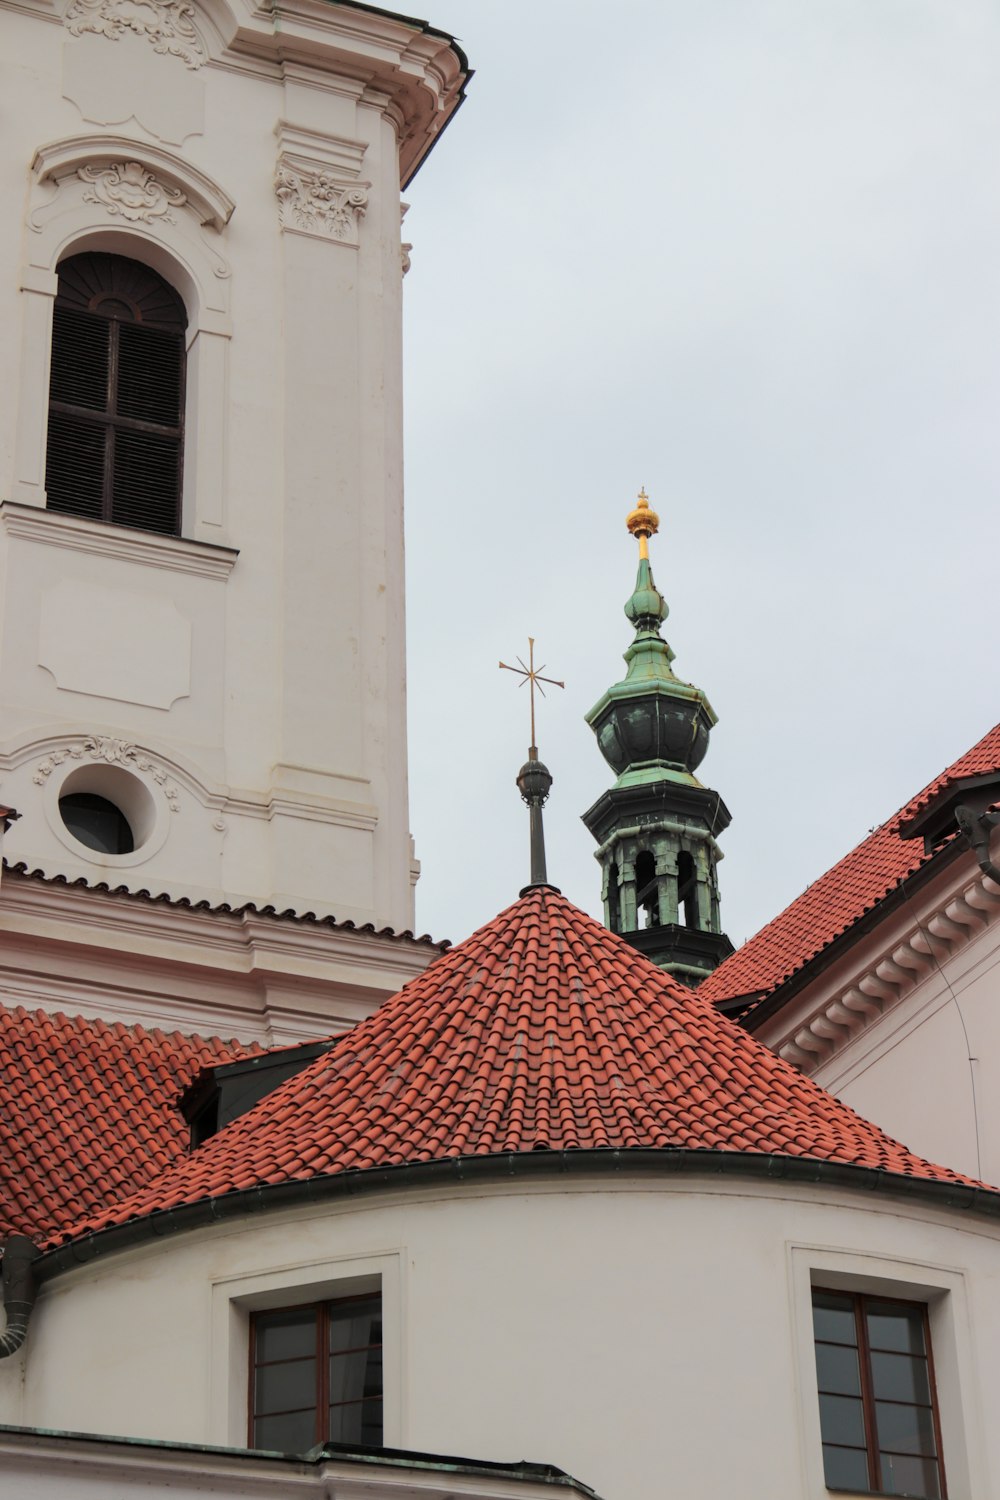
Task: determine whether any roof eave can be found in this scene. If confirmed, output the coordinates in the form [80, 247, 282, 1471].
[36, 1148, 999, 1281]
[738, 833, 969, 1032]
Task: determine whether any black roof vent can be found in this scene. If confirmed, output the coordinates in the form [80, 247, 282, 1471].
[180, 1040, 335, 1148]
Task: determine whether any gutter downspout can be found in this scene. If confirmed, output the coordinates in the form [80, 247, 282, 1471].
[0, 1236, 40, 1358]
[954, 805, 1000, 890]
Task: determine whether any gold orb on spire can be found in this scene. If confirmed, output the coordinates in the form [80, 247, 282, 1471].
[626, 487, 659, 560]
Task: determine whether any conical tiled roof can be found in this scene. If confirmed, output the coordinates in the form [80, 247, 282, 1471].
[51, 887, 991, 1251]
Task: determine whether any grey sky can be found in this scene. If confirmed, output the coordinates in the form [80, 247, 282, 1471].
[401, 0, 1000, 950]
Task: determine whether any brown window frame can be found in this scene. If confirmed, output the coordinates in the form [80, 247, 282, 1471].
[45, 252, 187, 537]
[248, 1291, 383, 1453]
[812, 1286, 947, 1497]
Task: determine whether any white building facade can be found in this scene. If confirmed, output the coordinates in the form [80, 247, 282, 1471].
[0, 0, 467, 934]
[1, 6, 999, 1500]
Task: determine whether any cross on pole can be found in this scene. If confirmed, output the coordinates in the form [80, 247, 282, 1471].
[499, 637, 565, 750]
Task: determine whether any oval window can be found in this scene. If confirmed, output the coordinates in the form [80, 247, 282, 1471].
[59, 792, 135, 855]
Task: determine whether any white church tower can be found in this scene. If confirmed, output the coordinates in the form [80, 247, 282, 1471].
[0, 0, 468, 1042]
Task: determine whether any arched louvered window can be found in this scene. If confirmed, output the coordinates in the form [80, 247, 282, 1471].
[45, 253, 187, 536]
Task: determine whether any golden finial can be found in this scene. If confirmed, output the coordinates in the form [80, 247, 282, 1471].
[625, 486, 660, 561]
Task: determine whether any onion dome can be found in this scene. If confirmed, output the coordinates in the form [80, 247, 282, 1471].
[582, 492, 733, 981]
[47, 885, 990, 1261]
[586, 490, 715, 789]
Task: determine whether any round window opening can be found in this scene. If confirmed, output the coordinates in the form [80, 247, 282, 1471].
[59, 792, 135, 855]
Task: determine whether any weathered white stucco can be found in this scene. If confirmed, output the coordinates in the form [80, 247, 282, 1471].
[6, 1177, 997, 1500]
[755, 837, 1000, 1185]
[0, 0, 465, 933]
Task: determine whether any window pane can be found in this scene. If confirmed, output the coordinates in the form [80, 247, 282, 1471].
[818, 1393, 866, 1448]
[329, 1349, 366, 1406]
[876, 1400, 937, 1456]
[253, 1409, 317, 1454]
[871, 1350, 931, 1405]
[815, 1340, 861, 1396]
[255, 1357, 317, 1415]
[59, 793, 134, 855]
[329, 1396, 383, 1447]
[822, 1444, 870, 1492]
[327, 1295, 382, 1354]
[879, 1451, 942, 1498]
[812, 1291, 857, 1345]
[255, 1307, 317, 1363]
[329, 1344, 384, 1403]
[866, 1303, 926, 1355]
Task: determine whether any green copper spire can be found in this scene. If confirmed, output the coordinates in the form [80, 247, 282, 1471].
[581, 489, 732, 985]
[585, 490, 716, 792]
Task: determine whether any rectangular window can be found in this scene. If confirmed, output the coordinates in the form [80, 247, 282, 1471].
[812, 1287, 946, 1497]
[250, 1292, 383, 1453]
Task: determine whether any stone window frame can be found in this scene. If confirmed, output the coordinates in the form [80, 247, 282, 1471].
[17, 135, 234, 548]
[209, 1248, 402, 1450]
[788, 1242, 985, 1498]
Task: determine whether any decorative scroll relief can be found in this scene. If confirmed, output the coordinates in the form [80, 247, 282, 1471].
[400, 201, 412, 276]
[776, 871, 1000, 1072]
[275, 162, 370, 244]
[33, 738, 181, 811]
[79, 161, 186, 224]
[63, 0, 207, 69]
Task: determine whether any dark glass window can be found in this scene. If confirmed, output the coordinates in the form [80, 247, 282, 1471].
[251, 1293, 383, 1453]
[812, 1288, 946, 1496]
[45, 253, 186, 536]
[59, 792, 134, 855]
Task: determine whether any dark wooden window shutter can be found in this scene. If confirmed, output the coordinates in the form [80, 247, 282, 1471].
[45, 253, 187, 537]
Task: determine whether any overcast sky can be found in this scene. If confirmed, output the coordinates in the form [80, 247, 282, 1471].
[401, 0, 1000, 950]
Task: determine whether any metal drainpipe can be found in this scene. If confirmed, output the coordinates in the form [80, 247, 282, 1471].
[0, 1235, 41, 1358]
[954, 805, 1000, 889]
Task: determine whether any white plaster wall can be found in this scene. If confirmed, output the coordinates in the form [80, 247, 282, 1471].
[10, 1177, 1000, 1500]
[0, 0, 441, 930]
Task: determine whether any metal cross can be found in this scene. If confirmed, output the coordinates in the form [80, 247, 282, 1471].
[499, 637, 565, 749]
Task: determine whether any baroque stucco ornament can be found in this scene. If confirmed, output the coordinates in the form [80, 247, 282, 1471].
[79, 161, 187, 224]
[34, 739, 181, 812]
[274, 164, 369, 243]
[63, 0, 207, 68]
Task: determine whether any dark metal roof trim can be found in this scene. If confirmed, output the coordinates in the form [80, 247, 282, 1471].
[0, 1422, 595, 1492]
[37, 1148, 1000, 1282]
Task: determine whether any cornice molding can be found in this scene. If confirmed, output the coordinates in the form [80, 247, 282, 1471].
[772, 865, 1000, 1072]
[0, 503, 239, 579]
[0, 870, 440, 1044]
[274, 119, 366, 177]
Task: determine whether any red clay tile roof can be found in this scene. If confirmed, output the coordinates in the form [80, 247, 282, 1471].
[699, 720, 1000, 1011]
[0, 1007, 257, 1241]
[50, 885, 986, 1249]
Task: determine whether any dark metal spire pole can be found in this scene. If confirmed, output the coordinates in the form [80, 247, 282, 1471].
[499, 637, 564, 893]
[517, 752, 553, 887]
